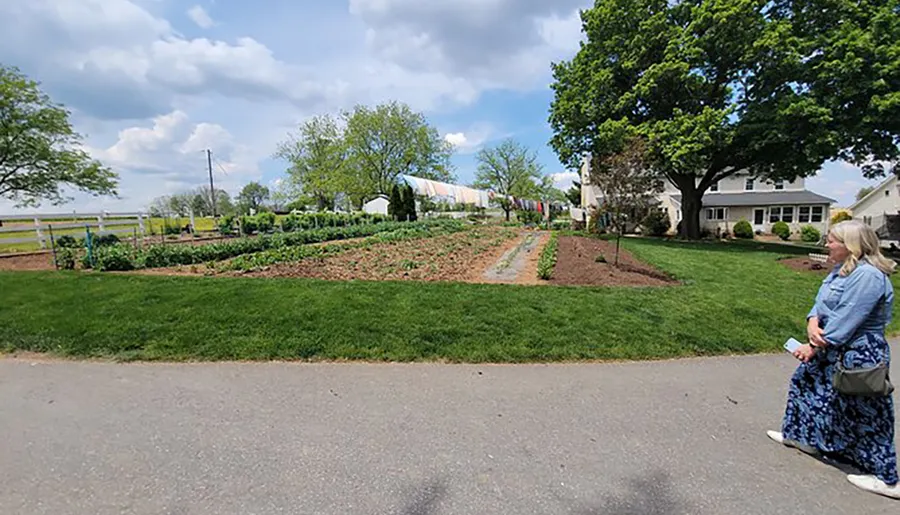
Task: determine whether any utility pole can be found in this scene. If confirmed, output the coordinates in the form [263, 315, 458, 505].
[207, 149, 217, 217]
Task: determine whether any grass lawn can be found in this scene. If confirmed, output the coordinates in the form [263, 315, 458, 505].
[1, 236, 897, 362]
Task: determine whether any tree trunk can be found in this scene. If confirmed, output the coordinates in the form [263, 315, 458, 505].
[615, 226, 622, 267]
[678, 186, 704, 240]
[504, 207, 511, 222]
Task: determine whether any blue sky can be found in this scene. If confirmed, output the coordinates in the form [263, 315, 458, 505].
[0, 0, 884, 214]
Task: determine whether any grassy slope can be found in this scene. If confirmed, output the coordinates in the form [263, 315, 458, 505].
[1, 236, 896, 362]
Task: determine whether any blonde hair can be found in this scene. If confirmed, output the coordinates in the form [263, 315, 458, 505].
[829, 220, 897, 276]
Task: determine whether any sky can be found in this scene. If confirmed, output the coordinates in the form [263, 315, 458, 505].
[0, 0, 885, 215]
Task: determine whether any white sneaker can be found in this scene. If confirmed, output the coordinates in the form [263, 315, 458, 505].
[847, 474, 900, 499]
[766, 430, 820, 456]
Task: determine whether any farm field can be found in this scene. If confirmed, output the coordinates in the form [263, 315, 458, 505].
[3, 226, 890, 363]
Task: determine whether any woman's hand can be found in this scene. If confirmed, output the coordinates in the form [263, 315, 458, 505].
[807, 318, 827, 348]
[793, 344, 817, 363]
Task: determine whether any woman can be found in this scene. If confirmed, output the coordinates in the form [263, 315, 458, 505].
[768, 220, 898, 499]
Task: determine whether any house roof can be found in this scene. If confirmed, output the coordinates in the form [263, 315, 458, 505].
[671, 190, 835, 207]
[848, 175, 896, 212]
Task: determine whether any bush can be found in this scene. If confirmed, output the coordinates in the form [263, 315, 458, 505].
[163, 224, 181, 236]
[516, 210, 543, 225]
[55, 235, 78, 248]
[255, 212, 276, 233]
[801, 225, 822, 243]
[595, 254, 607, 263]
[831, 211, 852, 225]
[537, 232, 559, 280]
[733, 220, 754, 239]
[239, 216, 258, 235]
[641, 209, 671, 236]
[772, 221, 791, 240]
[93, 245, 136, 271]
[94, 234, 120, 247]
[551, 219, 571, 231]
[218, 216, 235, 235]
[280, 214, 301, 232]
[57, 248, 77, 270]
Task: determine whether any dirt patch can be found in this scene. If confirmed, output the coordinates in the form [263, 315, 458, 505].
[549, 236, 676, 287]
[0, 252, 55, 271]
[226, 226, 521, 283]
[779, 256, 834, 274]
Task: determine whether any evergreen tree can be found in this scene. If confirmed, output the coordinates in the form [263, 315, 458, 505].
[404, 184, 418, 222]
[388, 184, 403, 220]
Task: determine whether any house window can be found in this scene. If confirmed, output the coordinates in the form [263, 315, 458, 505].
[811, 206, 823, 223]
[706, 208, 727, 221]
[745, 178, 755, 191]
[886, 190, 891, 197]
[799, 206, 810, 223]
[782, 206, 794, 223]
[709, 181, 719, 192]
[769, 207, 781, 223]
[774, 180, 784, 190]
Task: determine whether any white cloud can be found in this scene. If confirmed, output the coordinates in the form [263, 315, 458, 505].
[79, 111, 260, 210]
[444, 133, 468, 147]
[550, 171, 579, 190]
[187, 5, 214, 29]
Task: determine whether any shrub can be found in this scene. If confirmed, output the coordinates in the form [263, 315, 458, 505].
[733, 220, 754, 239]
[516, 210, 543, 225]
[93, 245, 136, 271]
[55, 235, 78, 248]
[94, 234, 120, 247]
[218, 216, 235, 235]
[595, 254, 607, 263]
[256, 212, 276, 233]
[163, 224, 181, 236]
[537, 232, 559, 280]
[641, 209, 671, 236]
[280, 214, 301, 232]
[801, 225, 822, 243]
[240, 216, 258, 235]
[831, 211, 852, 225]
[772, 221, 791, 240]
[57, 248, 77, 270]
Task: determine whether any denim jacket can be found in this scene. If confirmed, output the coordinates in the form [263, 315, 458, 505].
[807, 261, 894, 347]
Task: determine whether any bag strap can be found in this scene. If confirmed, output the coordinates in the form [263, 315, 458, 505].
[836, 269, 890, 370]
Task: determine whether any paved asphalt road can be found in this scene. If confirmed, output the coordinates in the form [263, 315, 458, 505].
[1, 354, 897, 515]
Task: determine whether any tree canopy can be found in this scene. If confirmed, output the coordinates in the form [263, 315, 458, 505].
[236, 182, 270, 214]
[473, 138, 544, 220]
[0, 64, 117, 207]
[275, 101, 455, 210]
[549, 0, 900, 238]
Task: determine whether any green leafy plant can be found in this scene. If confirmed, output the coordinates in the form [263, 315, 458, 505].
[56, 247, 77, 269]
[255, 212, 276, 233]
[595, 254, 607, 263]
[218, 215, 235, 235]
[733, 220, 754, 239]
[537, 232, 559, 280]
[641, 209, 671, 237]
[55, 235, 78, 248]
[801, 225, 822, 243]
[772, 221, 791, 241]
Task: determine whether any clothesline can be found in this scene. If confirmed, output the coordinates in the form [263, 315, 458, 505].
[400, 175, 567, 212]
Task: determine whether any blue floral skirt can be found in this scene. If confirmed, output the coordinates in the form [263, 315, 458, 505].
[781, 333, 898, 485]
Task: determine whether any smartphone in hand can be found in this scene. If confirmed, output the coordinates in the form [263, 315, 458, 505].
[784, 337, 803, 354]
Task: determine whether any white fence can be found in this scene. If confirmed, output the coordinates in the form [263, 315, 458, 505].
[0, 212, 151, 249]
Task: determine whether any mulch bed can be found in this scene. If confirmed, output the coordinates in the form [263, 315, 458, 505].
[549, 236, 677, 287]
[0, 251, 57, 271]
[778, 256, 833, 275]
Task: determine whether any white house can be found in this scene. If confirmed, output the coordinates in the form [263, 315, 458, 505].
[363, 195, 390, 216]
[581, 157, 835, 237]
[848, 174, 900, 230]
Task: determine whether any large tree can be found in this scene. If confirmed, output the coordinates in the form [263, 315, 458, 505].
[343, 101, 455, 198]
[236, 181, 270, 214]
[274, 114, 347, 211]
[473, 138, 544, 221]
[549, 0, 900, 239]
[0, 65, 117, 207]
